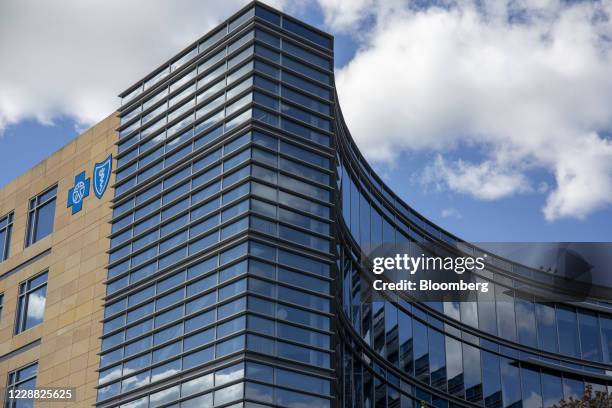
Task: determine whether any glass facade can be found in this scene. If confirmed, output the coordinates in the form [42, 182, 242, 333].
[99, 3, 612, 408]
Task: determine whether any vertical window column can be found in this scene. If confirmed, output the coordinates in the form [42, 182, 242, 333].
[0, 212, 13, 261]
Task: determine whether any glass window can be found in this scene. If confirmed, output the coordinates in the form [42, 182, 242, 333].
[282, 18, 331, 48]
[245, 361, 273, 382]
[277, 387, 330, 408]
[217, 316, 246, 338]
[282, 71, 330, 100]
[282, 56, 329, 85]
[279, 158, 329, 185]
[578, 311, 602, 361]
[184, 328, 215, 352]
[215, 362, 244, 386]
[245, 381, 274, 403]
[445, 337, 463, 397]
[281, 103, 330, 131]
[413, 320, 429, 383]
[277, 340, 330, 367]
[500, 358, 521, 408]
[277, 268, 329, 294]
[515, 294, 537, 348]
[536, 303, 558, 353]
[26, 185, 57, 246]
[521, 366, 542, 408]
[482, 351, 501, 408]
[280, 118, 329, 147]
[214, 382, 243, 406]
[254, 75, 279, 94]
[541, 371, 562, 408]
[151, 359, 181, 382]
[255, 5, 280, 25]
[495, 284, 516, 342]
[562, 377, 583, 400]
[600, 315, 612, 363]
[149, 384, 179, 407]
[15, 272, 48, 333]
[463, 343, 482, 403]
[5, 362, 38, 408]
[228, 29, 254, 53]
[255, 60, 280, 79]
[477, 277, 497, 335]
[398, 310, 413, 375]
[0, 212, 13, 261]
[556, 306, 579, 357]
[429, 329, 446, 390]
[181, 374, 213, 398]
[227, 61, 254, 85]
[277, 321, 329, 348]
[0, 292, 8, 323]
[278, 250, 329, 277]
[280, 141, 329, 169]
[255, 44, 280, 63]
[277, 302, 329, 331]
[384, 303, 399, 365]
[183, 346, 214, 370]
[282, 40, 330, 70]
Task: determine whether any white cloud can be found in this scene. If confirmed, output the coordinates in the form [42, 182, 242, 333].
[26, 292, 46, 320]
[326, 0, 612, 220]
[423, 154, 532, 200]
[318, 0, 377, 31]
[441, 208, 462, 219]
[0, 0, 283, 133]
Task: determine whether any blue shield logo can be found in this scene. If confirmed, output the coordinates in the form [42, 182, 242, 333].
[93, 154, 112, 199]
[67, 171, 90, 214]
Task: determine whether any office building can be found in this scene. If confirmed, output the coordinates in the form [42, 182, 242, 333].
[0, 2, 610, 407]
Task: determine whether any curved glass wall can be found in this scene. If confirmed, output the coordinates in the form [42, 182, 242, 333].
[99, 2, 611, 408]
[334, 66, 612, 408]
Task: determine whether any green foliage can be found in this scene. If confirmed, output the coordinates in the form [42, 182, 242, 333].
[553, 384, 611, 408]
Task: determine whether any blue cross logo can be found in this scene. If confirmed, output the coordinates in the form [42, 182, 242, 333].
[67, 171, 90, 214]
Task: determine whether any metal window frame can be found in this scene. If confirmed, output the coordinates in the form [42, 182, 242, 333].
[0, 212, 13, 261]
[4, 361, 38, 408]
[25, 185, 57, 247]
[14, 271, 48, 335]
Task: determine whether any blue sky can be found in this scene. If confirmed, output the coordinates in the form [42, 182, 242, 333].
[1, 0, 611, 242]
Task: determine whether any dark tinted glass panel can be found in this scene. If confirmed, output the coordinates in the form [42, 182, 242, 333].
[282, 18, 331, 48]
[429, 329, 446, 390]
[556, 306, 579, 357]
[521, 366, 542, 408]
[536, 303, 558, 353]
[495, 285, 516, 342]
[600, 316, 612, 363]
[413, 320, 429, 383]
[541, 371, 563, 408]
[578, 311, 603, 362]
[482, 351, 501, 408]
[463, 343, 482, 403]
[515, 295, 537, 348]
[35, 201, 55, 242]
[477, 278, 497, 335]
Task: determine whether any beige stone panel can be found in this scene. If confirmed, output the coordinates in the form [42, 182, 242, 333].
[0, 113, 118, 407]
